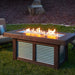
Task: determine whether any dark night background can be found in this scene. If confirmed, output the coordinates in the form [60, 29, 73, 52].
[0, 0, 75, 25]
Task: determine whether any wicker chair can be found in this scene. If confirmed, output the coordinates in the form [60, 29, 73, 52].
[0, 18, 12, 45]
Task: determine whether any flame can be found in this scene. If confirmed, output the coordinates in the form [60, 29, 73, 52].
[25, 28, 30, 36]
[25, 28, 30, 32]
[47, 29, 56, 35]
[25, 28, 58, 39]
[36, 28, 40, 33]
[26, 33, 30, 36]
[47, 35, 57, 39]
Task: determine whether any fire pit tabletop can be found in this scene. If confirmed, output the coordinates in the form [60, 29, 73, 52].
[4, 29, 75, 45]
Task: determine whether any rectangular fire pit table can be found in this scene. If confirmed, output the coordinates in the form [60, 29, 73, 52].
[4, 29, 75, 69]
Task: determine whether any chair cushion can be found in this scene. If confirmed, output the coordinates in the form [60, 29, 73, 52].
[0, 35, 12, 44]
[0, 25, 5, 35]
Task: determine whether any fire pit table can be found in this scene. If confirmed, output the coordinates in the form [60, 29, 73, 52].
[4, 28, 75, 69]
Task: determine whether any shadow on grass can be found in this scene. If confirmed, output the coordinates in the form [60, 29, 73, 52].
[0, 43, 13, 52]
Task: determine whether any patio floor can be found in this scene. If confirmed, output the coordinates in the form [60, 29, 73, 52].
[0, 0, 75, 25]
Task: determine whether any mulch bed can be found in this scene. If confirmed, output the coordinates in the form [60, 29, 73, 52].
[0, 0, 75, 26]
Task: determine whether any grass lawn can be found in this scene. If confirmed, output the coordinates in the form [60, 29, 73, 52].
[0, 24, 75, 75]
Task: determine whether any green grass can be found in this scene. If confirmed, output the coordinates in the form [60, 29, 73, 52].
[0, 24, 75, 75]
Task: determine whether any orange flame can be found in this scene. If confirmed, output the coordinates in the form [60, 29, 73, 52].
[47, 29, 56, 35]
[25, 28, 58, 39]
[25, 28, 30, 32]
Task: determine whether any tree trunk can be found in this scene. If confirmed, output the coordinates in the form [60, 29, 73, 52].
[28, 0, 45, 15]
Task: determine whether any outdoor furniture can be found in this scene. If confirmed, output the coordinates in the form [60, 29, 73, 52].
[0, 18, 12, 45]
[28, 0, 45, 15]
[4, 29, 75, 69]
